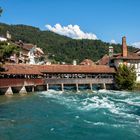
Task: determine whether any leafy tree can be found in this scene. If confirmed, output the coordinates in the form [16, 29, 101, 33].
[0, 7, 2, 16]
[0, 42, 20, 62]
[115, 64, 136, 90]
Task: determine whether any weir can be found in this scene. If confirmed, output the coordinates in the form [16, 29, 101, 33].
[0, 82, 111, 95]
[0, 77, 113, 95]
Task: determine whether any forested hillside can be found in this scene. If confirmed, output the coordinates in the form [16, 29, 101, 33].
[0, 23, 136, 63]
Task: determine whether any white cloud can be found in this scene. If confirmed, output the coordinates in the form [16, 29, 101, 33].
[45, 23, 97, 40]
[110, 39, 116, 44]
[132, 42, 140, 48]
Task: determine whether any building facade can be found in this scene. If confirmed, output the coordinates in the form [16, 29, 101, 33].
[109, 37, 140, 82]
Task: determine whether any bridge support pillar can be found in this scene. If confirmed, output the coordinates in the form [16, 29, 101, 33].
[61, 83, 64, 91]
[90, 83, 93, 91]
[46, 84, 49, 91]
[32, 86, 35, 92]
[76, 83, 79, 92]
[19, 86, 27, 94]
[103, 83, 106, 89]
[5, 87, 13, 95]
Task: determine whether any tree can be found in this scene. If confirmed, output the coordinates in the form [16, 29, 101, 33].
[0, 42, 20, 62]
[0, 7, 3, 16]
[115, 64, 136, 90]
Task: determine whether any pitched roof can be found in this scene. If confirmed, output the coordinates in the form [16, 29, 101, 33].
[0, 64, 116, 75]
[111, 52, 140, 60]
[0, 64, 42, 75]
[36, 48, 44, 54]
[134, 49, 140, 53]
[97, 54, 110, 65]
[41, 64, 116, 74]
[22, 44, 35, 51]
[80, 59, 95, 66]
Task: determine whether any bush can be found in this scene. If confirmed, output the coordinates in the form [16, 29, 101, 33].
[115, 64, 136, 90]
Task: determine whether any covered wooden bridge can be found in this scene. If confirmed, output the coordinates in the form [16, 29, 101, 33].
[0, 64, 116, 95]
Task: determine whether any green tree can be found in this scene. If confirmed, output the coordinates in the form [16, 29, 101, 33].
[115, 64, 136, 90]
[0, 7, 3, 16]
[0, 42, 20, 62]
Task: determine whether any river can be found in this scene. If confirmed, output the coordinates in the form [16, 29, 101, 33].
[0, 90, 140, 140]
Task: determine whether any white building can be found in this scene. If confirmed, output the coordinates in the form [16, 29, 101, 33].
[109, 37, 140, 82]
[0, 37, 7, 42]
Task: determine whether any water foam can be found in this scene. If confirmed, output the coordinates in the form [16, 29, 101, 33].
[37, 90, 140, 126]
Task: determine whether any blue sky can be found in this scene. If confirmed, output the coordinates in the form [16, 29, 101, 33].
[0, 0, 140, 45]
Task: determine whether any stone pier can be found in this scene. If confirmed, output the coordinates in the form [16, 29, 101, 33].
[5, 87, 13, 95]
[19, 86, 27, 94]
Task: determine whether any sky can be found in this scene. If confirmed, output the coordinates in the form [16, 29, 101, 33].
[0, 0, 140, 47]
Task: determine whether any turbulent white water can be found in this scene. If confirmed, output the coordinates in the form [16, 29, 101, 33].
[0, 90, 140, 140]
[38, 90, 140, 126]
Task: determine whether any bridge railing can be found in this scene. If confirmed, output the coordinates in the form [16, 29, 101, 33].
[45, 78, 114, 84]
[0, 78, 45, 88]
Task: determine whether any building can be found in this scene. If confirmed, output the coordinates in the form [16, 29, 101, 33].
[0, 36, 7, 42]
[109, 37, 140, 82]
[15, 41, 44, 64]
[96, 54, 110, 65]
[0, 31, 44, 64]
[80, 59, 95, 66]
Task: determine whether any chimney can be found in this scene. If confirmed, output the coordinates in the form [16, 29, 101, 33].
[122, 36, 127, 57]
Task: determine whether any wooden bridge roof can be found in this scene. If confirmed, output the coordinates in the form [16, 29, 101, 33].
[41, 64, 116, 74]
[0, 64, 42, 75]
[0, 64, 116, 75]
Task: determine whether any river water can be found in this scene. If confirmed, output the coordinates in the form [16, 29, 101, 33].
[0, 90, 140, 140]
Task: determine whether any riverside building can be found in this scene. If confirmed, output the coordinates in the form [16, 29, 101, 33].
[98, 37, 140, 82]
[109, 37, 140, 82]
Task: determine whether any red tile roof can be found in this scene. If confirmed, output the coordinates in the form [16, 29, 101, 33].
[41, 64, 116, 74]
[0, 64, 116, 75]
[14, 42, 35, 51]
[0, 64, 42, 75]
[22, 44, 34, 51]
[111, 52, 140, 60]
[97, 54, 110, 65]
[80, 59, 95, 66]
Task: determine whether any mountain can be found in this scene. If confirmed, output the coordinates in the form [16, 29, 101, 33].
[0, 22, 136, 63]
